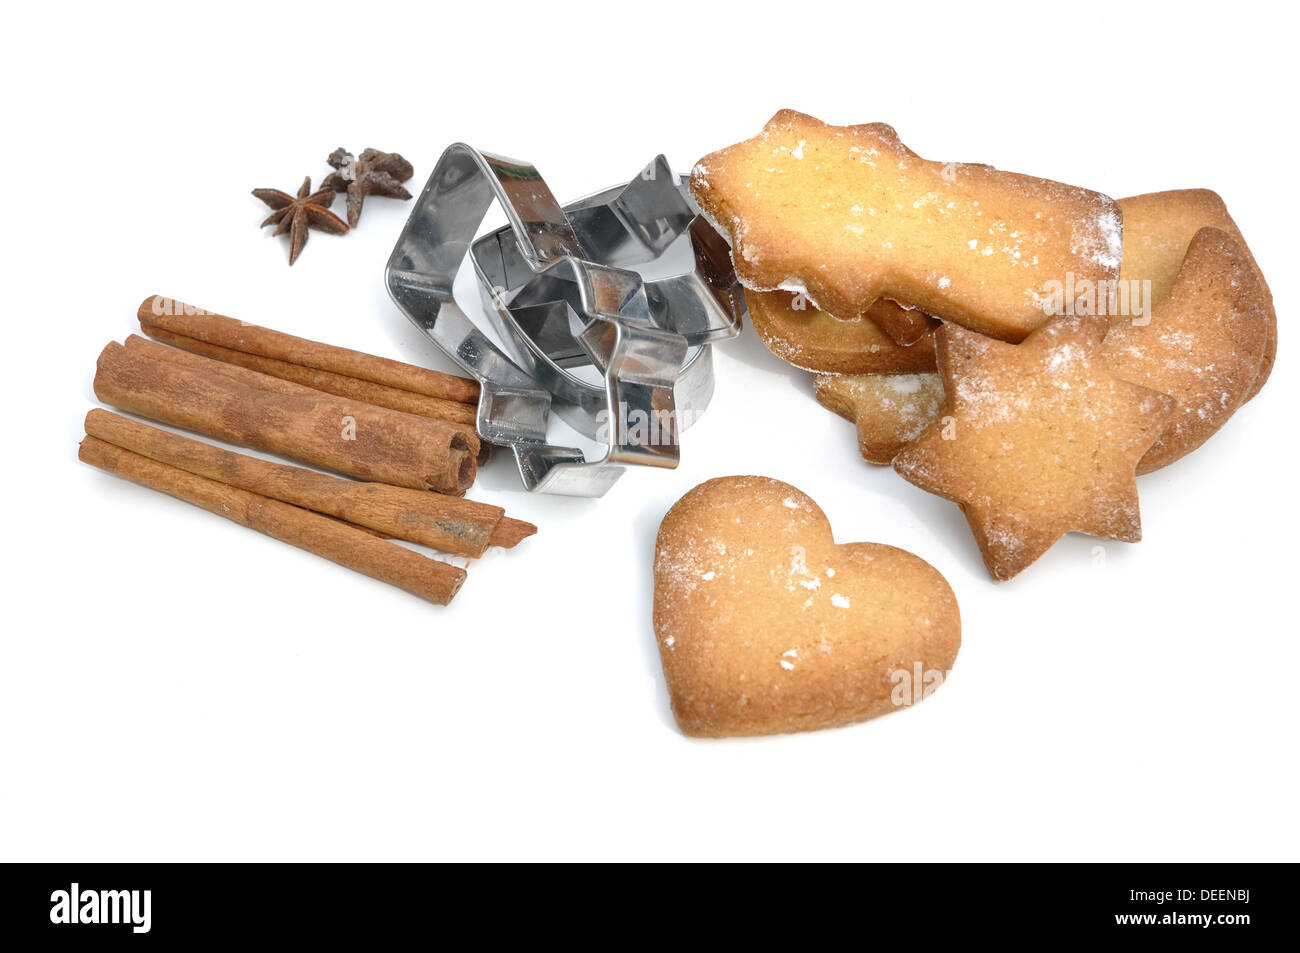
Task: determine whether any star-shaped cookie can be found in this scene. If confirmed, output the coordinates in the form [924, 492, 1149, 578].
[893, 314, 1176, 580]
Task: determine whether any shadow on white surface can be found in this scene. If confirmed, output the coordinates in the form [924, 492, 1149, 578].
[632, 499, 680, 734]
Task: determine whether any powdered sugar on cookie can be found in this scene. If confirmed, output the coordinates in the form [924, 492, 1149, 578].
[652, 476, 961, 737]
[690, 110, 1123, 343]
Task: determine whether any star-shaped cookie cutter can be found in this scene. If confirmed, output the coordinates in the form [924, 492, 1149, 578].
[385, 144, 744, 497]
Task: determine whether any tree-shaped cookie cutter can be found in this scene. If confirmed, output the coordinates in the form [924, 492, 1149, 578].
[385, 144, 744, 497]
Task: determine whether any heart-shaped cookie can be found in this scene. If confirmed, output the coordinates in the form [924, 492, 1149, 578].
[653, 476, 961, 737]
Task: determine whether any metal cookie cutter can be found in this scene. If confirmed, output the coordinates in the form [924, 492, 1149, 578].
[385, 144, 744, 497]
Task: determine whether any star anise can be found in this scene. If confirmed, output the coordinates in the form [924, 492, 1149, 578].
[322, 147, 415, 227]
[252, 176, 349, 265]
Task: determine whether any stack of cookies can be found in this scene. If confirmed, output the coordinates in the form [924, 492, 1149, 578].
[691, 111, 1275, 580]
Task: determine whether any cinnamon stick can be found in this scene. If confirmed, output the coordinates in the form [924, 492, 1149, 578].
[489, 518, 539, 549]
[123, 335, 490, 467]
[139, 295, 480, 404]
[79, 436, 466, 605]
[84, 409, 533, 556]
[124, 333, 339, 398]
[94, 341, 477, 494]
[138, 323, 477, 427]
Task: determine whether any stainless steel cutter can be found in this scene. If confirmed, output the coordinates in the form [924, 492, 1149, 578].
[385, 144, 744, 497]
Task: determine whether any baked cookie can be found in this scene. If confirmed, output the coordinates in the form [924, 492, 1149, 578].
[858, 297, 931, 346]
[749, 290, 938, 374]
[1116, 189, 1275, 400]
[691, 109, 1122, 342]
[817, 203, 1273, 475]
[1104, 227, 1270, 474]
[652, 476, 961, 738]
[814, 372, 946, 464]
[893, 315, 1175, 581]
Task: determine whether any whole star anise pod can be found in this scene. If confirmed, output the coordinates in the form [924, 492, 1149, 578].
[252, 176, 349, 265]
[322, 147, 415, 227]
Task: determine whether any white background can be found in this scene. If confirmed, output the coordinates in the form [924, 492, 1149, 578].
[2, 1, 1296, 861]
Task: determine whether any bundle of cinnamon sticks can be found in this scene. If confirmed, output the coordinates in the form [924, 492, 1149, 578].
[81, 296, 535, 606]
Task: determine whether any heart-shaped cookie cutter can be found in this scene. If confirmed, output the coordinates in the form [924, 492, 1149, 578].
[385, 144, 744, 497]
